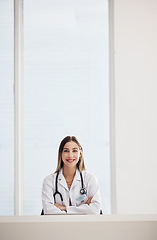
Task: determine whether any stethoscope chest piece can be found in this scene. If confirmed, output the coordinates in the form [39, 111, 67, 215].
[80, 188, 87, 195]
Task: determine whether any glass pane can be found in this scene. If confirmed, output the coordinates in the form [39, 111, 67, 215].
[24, 0, 110, 215]
[0, 0, 14, 215]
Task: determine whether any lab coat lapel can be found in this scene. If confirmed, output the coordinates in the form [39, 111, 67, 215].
[71, 169, 81, 190]
[58, 169, 69, 191]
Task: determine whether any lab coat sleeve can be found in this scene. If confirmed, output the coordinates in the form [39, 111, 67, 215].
[66, 173, 102, 215]
[42, 175, 66, 215]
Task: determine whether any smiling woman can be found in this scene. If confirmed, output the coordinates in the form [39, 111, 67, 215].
[42, 136, 102, 214]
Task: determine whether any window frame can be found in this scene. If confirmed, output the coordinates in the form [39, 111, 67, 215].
[14, 0, 23, 215]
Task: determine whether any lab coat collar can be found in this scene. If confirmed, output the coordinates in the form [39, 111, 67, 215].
[58, 168, 81, 191]
[70, 169, 81, 190]
[58, 169, 68, 191]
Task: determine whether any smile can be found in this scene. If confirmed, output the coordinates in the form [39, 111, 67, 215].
[66, 159, 75, 163]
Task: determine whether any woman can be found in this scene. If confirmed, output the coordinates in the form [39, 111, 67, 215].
[42, 136, 101, 214]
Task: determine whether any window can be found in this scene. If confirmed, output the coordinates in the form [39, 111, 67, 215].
[0, 0, 110, 215]
[0, 0, 14, 215]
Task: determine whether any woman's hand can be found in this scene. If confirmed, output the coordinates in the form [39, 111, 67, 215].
[85, 197, 93, 205]
[55, 203, 67, 212]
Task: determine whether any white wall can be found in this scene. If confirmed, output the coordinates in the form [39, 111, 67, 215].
[114, 0, 157, 213]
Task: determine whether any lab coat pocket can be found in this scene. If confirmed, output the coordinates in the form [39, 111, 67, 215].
[76, 194, 88, 206]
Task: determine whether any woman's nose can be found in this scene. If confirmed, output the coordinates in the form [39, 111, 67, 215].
[69, 151, 73, 158]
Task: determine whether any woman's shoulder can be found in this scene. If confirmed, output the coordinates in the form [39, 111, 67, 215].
[43, 172, 56, 183]
[82, 170, 98, 183]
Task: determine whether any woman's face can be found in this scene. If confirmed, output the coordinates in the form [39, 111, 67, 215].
[62, 141, 81, 169]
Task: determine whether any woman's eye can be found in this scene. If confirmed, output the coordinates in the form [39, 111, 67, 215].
[64, 150, 68, 152]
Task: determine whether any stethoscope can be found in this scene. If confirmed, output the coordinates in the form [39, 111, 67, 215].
[53, 171, 87, 204]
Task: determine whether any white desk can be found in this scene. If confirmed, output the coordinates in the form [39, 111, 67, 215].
[0, 215, 157, 240]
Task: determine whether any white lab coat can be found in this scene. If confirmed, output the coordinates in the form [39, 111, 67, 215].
[42, 169, 102, 214]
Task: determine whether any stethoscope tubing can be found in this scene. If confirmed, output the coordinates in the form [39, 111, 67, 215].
[53, 170, 86, 203]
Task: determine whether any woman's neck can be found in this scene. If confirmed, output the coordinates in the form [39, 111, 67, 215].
[63, 166, 76, 180]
